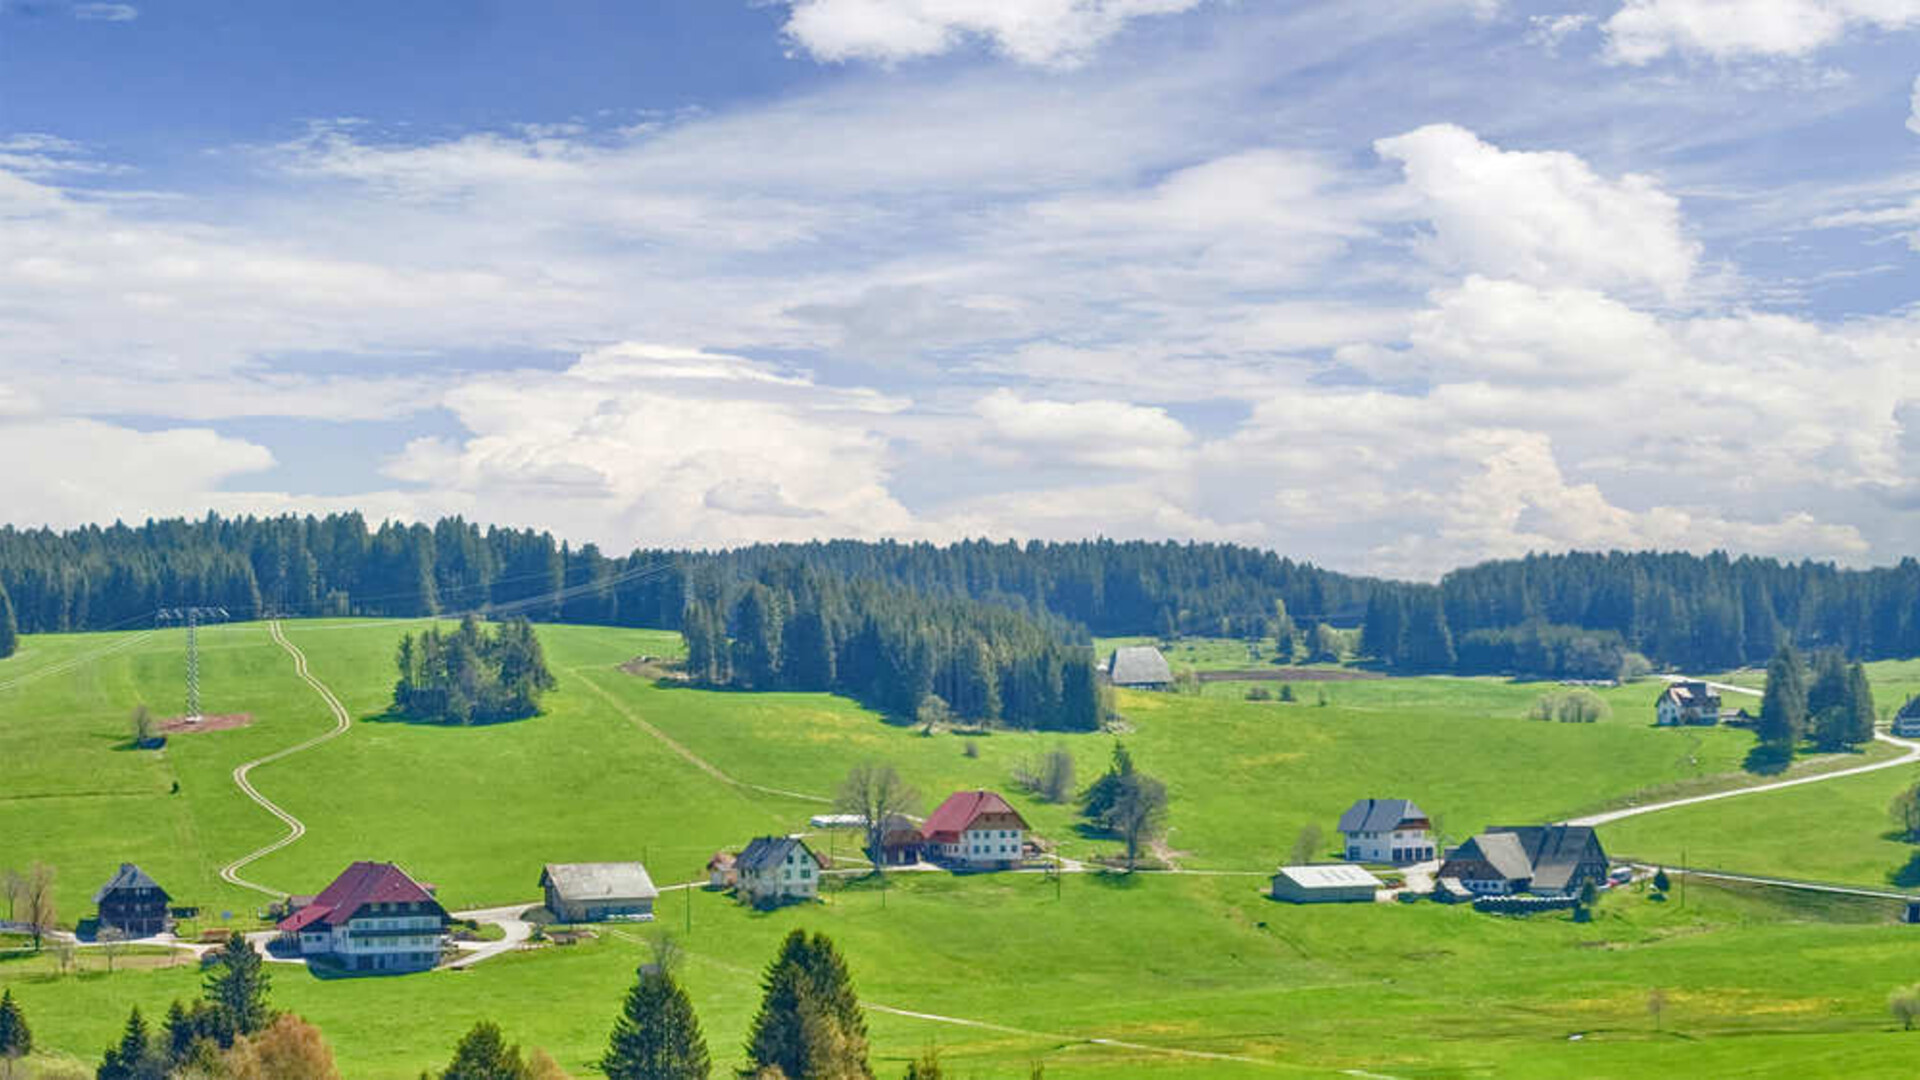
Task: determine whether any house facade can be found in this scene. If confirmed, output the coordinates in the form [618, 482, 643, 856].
[276, 861, 448, 973]
[1337, 798, 1436, 864]
[923, 790, 1029, 868]
[1894, 697, 1920, 738]
[878, 814, 926, 866]
[1656, 682, 1722, 726]
[1438, 826, 1609, 898]
[93, 864, 171, 938]
[539, 862, 656, 923]
[735, 836, 821, 905]
[707, 852, 737, 890]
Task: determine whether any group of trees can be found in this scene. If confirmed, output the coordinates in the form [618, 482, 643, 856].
[393, 615, 557, 724]
[682, 569, 1104, 732]
[3, 515, 1917, 684]
[1079, 744, 1169, 870]
[92, 934, 278, 1078]
[1758, 644, 1878, 756]
[1527, 689, 1612, 723]
[0, 864, 57, 950]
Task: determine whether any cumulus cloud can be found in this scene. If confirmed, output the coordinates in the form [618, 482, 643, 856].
[778, 0, 1207, 67]
[1603, 0, 1920, 64]
[973, 388, 1193, 469]
[1375, 124, 1699, 300]
[0, 420, 273, 530]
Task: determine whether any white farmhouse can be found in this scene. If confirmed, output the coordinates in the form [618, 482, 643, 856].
[1336, 798, 1436, 865]
[1656, 681, 1721, 726]
[276, 861, 447, 973]
[735, 836, 821, 906]
[922, 790, 1029, 869]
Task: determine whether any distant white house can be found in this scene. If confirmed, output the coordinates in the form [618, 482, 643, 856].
[735, 836, 821, 906]
[1656, 681, 1722, 726]
[1337, 798, 1436, 865]
[1894, 697, 1920, 738]
[923, 790, 1029, 869]
[1270, 864, 1382, 904]
[1106, 646, 1174, 690]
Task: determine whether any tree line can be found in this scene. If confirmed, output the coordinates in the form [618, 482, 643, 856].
[1, 514, 1916, 678]
[393, 615, 557, 724]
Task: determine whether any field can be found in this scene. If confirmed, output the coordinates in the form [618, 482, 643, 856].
[5, 624, 1920, 1076]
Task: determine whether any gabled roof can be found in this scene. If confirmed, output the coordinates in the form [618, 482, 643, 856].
[1659, 681, 1721, 706]
[539, 862, 657, 902]
[1442, 832, 1533, 882]
[1337, 798, 1429, 834]
[736, 836, 816, 874]
[94, 863, 169, 905]
[707, 851, 736, 871]
[1108, 646, 1173, 686]
[274, 861, 442, 933]
[1496, 825, 1605, 893]
[922, 790, 1028, 843]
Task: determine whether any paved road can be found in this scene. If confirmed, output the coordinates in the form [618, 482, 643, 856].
[445, 903, 538, 969]
[217, 620, 355, 899]
[1631, 864, 1920, 903]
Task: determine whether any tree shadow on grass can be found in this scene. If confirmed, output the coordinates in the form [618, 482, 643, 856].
[1742, 744, 1793, 776]
[361, 709, 538, 728]
[1888, 851, 1920, 889]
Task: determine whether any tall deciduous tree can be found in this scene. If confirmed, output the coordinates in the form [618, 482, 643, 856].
[21, 863, 54, 952]
[746, 930, 871, 1080]
[601, 961, 711, 1079]
[836, 763, 918, 870]
[223, 1013, 339, 1080]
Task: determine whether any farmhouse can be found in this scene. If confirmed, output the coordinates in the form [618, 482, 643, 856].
[1337, 798, 1436, 864]
[735, 836, 821, 905]
[93, 863, 171, 938]
[538, 862, 657, 923]
[1894, 697, 1920, 738]
[923, 790, 1029, 869]
[707, 851, 737, 890]
[878, 813, 926, 866]
[1438, 826, 1609, 897]
[1656, 681, 1722, 726]
[1270, 864, 1383, 904]
[1107, 646, 1174, 690]
[276, 861, 448, 973]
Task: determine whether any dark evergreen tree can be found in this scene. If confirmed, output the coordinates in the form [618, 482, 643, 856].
[203, 932, 273, 1036]
[746, 930, 871, 1080]
[0, 583, 16, 659]
[97, 1006, 166, 1080]
[0, 987, 30, 1060]
[601, 964, 711, 1079]
[1758, 644, 1809, 749]
[1079, 743, 1136, 822]
[730, 584, 783, 689]
[440, 1021, 530, 1080]
[394, 615, 556, 723]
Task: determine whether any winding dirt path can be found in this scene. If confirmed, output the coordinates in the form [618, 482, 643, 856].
[217, 620, 354, 898]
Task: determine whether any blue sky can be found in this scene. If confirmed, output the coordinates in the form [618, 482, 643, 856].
[0, 0, 1915, 578]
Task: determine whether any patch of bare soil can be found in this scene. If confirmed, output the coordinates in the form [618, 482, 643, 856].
[159, 713, 253, 735]
[620, 656, 683, 680]
[1195, 667, 1385, 683]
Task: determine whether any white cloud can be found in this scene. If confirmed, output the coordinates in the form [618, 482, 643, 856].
[778, 0, 1207, 67]
[1375, 123, 1700, 299]
[1527, 12, 1596, 51]
[0, 420, 272, 530]
[1603, 0, 1920, 64]
[1909, 73, 1920, 134]
[972, 388, 1193, 469]
[72, 3, 138, 21]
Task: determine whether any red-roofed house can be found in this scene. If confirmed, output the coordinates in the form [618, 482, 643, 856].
[923, 790, 1029, 869]
[276, 861, 448, 972]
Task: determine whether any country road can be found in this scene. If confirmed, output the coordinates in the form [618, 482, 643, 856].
[217, 620, 355, 899]
[1564, 676, 1920, 828]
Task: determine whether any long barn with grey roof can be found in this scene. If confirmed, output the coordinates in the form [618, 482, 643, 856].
[1438, 825, 1608, 898]
[539, 862, 657, 923]
[1107, 646, 1173, 689]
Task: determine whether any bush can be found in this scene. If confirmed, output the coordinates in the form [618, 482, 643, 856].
[962, 740, 980, 759]
[1891, 984, 1920, 1030]
[1245, 686, 1272, 701]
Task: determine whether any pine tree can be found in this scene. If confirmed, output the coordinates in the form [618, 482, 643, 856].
[1758, 644, 1809, 749]
[746, 930, 871, 1080]
[601, 964, 711, 1079]
[0, 988, 30, 1060]
[97, 1006, 165, 1080]
[0, 583, 16, 660]
[441, 1021, 530, 1080]
[203, 933, 273, 1036]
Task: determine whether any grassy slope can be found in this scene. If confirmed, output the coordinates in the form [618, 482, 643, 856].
[9, 625, 1920, 1075]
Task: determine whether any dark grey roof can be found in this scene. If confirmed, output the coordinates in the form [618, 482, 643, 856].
[1900, 696, 1920, 720]
[736, 836, 816, 874]
[1108, 646, 1173, 686]
[1469, 833, 1534, 882]
[1337, 798, 1428, 834]
[1660, 681, 1721, 705]
[93, 863, 168, 905]
[1491, 825, 1605, 893]
[539, 862, 657, 902]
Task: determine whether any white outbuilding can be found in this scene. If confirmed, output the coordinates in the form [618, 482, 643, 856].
[1269, 864, 1383, 904]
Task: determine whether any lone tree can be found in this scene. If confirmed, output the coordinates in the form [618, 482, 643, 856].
[1891, 984, 1920, 1031]
[0, 988, 31, 1062]
[601, 947, 711, 1080]
[1652, 868, 1671, 895]
[441, 1021, 533, 1080]
[746, 929, 871, 1080]
[129, 705, 158, 748]
[203, 933, 273, 1036]
[1081, 744, 1169, 870]
[836, 762, 918, 870]
[1892, 782, 1920, 843]
[1289, 823, 1324, 866]
[1758, 644, 1808, 751]
[21, 863, 55, 952]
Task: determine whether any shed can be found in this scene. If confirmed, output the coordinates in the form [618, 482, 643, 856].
[1107, 646, 1174, 689]
[1269, 864, 1383, 904]
[539, 862, 658, 923]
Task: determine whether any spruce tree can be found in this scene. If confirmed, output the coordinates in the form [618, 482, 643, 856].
[97, 1006, 165, 1080]
[0, 988, 30, 1060]
[441, 1021, 529, 1080]
[1758, 644, 1808, 749]
[746, 930, 871, 1080]
[0, 584, 16, 660]
[1845, 663, 1878, 745]
[203, 933, 273, 1036]
[601, 964, 711, 1079]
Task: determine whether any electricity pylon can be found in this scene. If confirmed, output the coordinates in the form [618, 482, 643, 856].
[157, 607, 229, 720]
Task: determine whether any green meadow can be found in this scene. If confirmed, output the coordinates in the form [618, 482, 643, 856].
[6, 623, 1920, 1075]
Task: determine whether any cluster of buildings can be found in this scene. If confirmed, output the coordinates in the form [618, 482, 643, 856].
[1270, 796, 1611, 906]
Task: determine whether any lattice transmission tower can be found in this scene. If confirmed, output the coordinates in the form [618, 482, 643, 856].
[157, 607, 229, 720]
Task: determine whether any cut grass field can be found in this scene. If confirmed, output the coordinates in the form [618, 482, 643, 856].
[7, 622, 1920, 1075]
